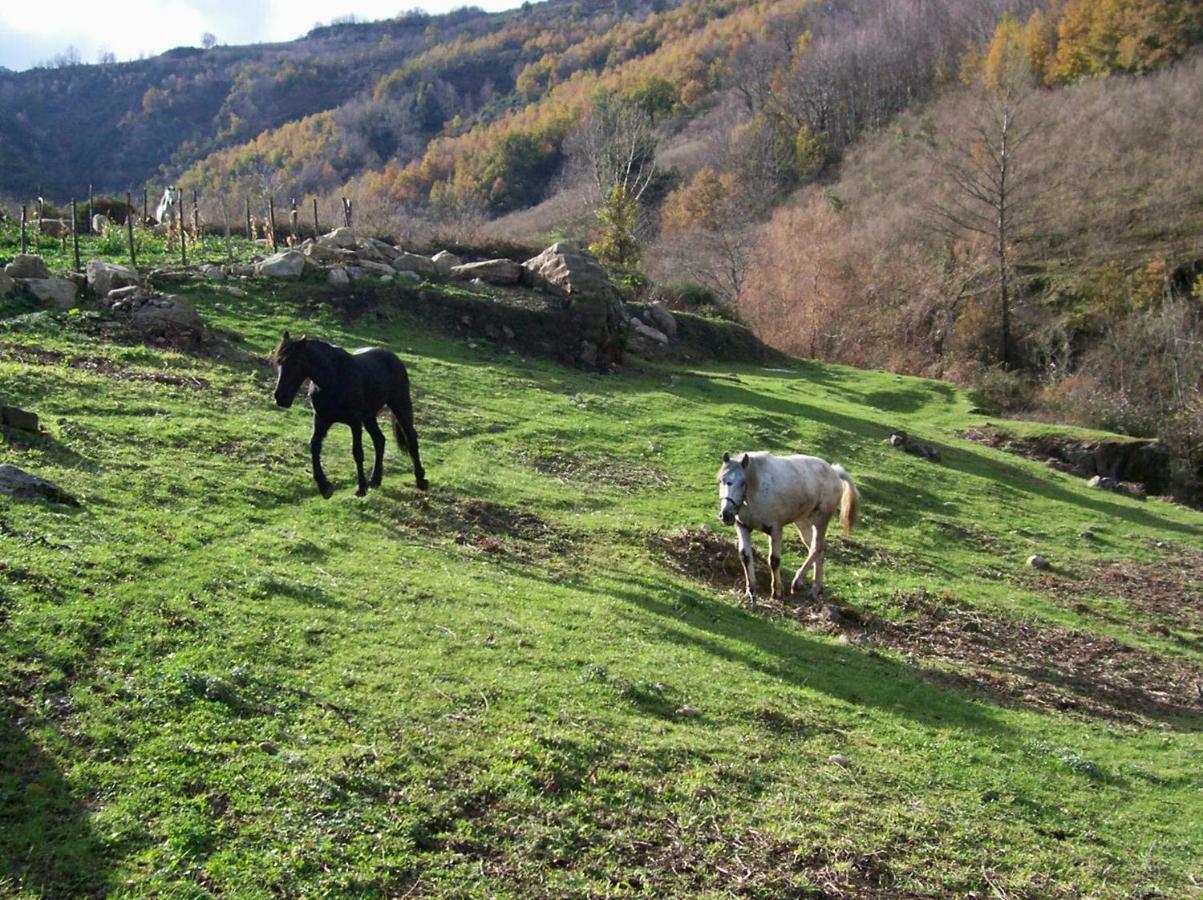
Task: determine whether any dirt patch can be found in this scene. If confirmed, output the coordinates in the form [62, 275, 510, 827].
[1028, 543, 1203, 637]
[409, 493, 573, 561]
[834, 589, 1203, 726]
[654, 530, 1203, 725]
[0, 341, 210, 389]
[652, 527, 764, 594]
[514, 448, 668, 492]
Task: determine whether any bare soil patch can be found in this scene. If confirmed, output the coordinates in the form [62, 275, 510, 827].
[410, 493, 574, 561]
[514, 448, 669, 493]
[1029, 542, 1203, 636]
[653, 530, 1203, 725]
[835, 589, 1203, 726]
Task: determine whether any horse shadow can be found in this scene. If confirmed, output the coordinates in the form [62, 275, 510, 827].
[513, 563, 1014, 740]
[0, 705, 108, 896]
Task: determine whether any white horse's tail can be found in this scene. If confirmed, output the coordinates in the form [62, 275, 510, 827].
[833, 464, 859, 536]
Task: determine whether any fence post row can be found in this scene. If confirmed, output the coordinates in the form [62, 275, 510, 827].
[126, 191, 136, 268]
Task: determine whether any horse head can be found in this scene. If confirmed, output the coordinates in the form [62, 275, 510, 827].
[271, 330, 309, 408]
[717, 452, 751, 525]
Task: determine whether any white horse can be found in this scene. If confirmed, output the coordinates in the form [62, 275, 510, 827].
[155, 186, 181, 225]
[717, 451, 860, 602]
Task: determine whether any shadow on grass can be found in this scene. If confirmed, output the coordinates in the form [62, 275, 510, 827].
[0, 706, 107, 897]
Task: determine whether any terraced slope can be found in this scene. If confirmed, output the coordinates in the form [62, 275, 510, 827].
[1, 283, 1200, 896]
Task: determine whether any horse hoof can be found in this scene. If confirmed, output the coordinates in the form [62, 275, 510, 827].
[318, 484, 334, 499]
[416, 477, 430, 491]
[355, 487, 368, 498]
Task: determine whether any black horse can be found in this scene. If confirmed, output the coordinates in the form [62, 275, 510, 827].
[271, 331, 428, 497]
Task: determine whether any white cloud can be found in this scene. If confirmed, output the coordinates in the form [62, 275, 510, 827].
[0, 0, 518, 71]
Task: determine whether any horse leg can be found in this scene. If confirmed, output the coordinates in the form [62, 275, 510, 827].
[769, 525, 784, 600]
[310, 416, 334, 499]
[350, 420, 369, 497]
[388, 393, 428, 490]
[789, 518, 813, 596]
[735, 521, 756, 601]
[811, 517, 832, 600]
[363, 415, 386, 488]
[791, 520, 821, 598]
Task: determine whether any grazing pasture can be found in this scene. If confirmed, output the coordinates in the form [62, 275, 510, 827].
[1, 282, 1201, 896]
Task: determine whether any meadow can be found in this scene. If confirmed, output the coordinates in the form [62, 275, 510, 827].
[1, 256, 1201, 896]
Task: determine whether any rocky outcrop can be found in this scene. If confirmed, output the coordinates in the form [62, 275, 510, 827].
[86, 259, 139, 298]
[327, 227, 358, 249]
[522, 244, 628, 368]
[451, 258, 523, 285]
[5, 254, 50, 280]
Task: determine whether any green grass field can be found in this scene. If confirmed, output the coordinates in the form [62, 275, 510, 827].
[1, 264, 1201, 896]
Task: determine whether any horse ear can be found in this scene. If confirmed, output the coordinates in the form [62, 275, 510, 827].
[282, 330, 290, 341]
[722, 452, 730, 463]
[739, 453, 750, 469]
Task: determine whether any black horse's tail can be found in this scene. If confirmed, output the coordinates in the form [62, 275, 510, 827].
[391, 412, 409, 452]
[388, 369, 428, 489]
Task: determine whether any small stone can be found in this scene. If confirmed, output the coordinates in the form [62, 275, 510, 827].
[1080, 530, 1096, 541]
[828, 753, 849, 768]
[675, 705, 700, 718]
[258, 741, 277, 754]
[1027, 554, 1051, 570]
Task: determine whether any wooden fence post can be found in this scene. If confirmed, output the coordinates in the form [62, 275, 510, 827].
[342, 197, 352, 228]
[71, 199, 81, 271]
[221, 202, 232, 259]
[289, 197, 298, 244]
[87, 184, 94, 234]
[142, 189, 149, 226]
[178, 196, 187, 266]
[267, 197, 277, 252]
[245, 197, 252, 240]
[20, 205, 27, 254]
[126, 192, 137, 268]
[191, 189, 199, 242]
[312, 197, 319, 235]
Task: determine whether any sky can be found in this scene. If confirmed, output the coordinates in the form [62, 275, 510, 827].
[0, 0, 519, 71]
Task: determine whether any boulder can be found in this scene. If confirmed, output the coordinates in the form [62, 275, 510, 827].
[130, 294, 203, 334]
[303, 240, 354, 263]
[392, 252, 436, 275]
[523, 243, 627, 367]
[0, 464, 79, 506]
[0, 271, 14, 298]
[630, 317, 669, 346]
[451, 258, 523, 285]
[86, 259, 139, 297]
[37, 218, 69, 237]
[198, 263, 226, 281]
[106, 285, 145, 303]
[255, 250, 307, 280]
[523, 243, 616, 302]
[91, 213, 110, 233]
[646, 301, 678, 338]
[26, 277, 78, 309]
[431, 250, 461, 274]
[351, 259, 396, 277]
[327, 267, 350, 286]
[5, 254, 50, 280]
[394, 270, 421, 285]
[326, 227, 358, 249]
[359, 237, 400, 261]
[1027, 554, 1051, 571]
[1, 405, 38, 431]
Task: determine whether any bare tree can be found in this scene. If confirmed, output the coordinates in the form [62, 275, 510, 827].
[576, 92, 658, 204]
[202, 33, 218, 50]
[929, 80, 1045, 367]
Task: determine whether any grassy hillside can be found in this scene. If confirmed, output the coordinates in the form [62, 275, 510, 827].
[1, 275, 1201, 895]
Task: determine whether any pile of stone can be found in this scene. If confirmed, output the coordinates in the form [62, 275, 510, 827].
[243, 228, 456, 287]
[2, 254, 80, 309]
[78, 259, 205, 339]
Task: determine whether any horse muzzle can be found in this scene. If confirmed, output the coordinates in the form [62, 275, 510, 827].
[721, 507, 735, 526]
[274, 392, 294, 409]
